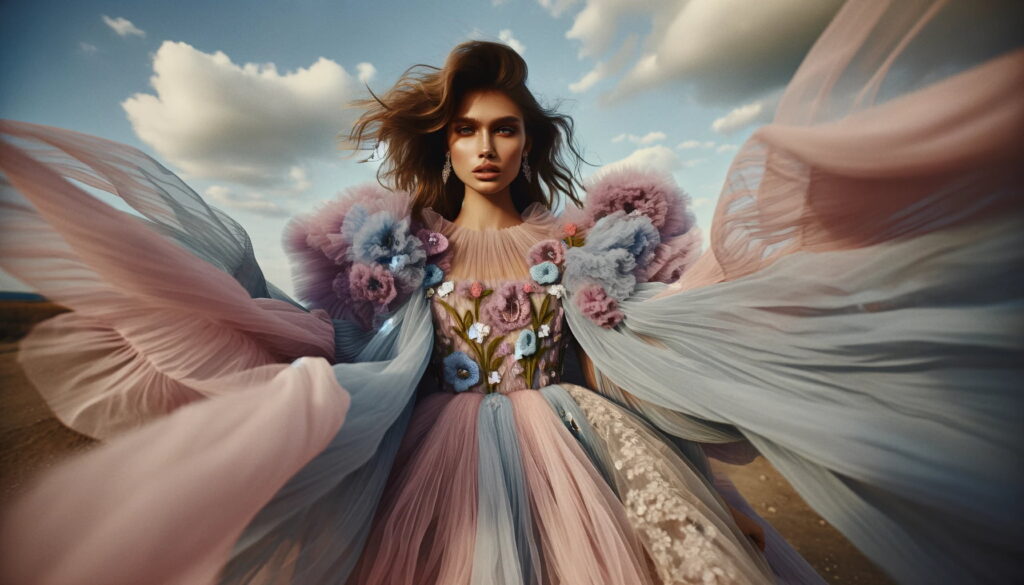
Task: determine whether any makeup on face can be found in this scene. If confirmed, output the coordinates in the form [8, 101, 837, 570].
[447, 90, 527, 198]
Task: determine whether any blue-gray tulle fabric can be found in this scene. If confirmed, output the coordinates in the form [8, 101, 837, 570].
[0, 2, 1022, 585]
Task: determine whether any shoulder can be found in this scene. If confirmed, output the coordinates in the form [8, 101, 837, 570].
[558, 167, 703, 326]
[284, 183, 446, 329]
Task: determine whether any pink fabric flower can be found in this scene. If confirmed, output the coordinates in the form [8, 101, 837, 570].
[496, 342, 513, 357]
[483, 281, 533, 334]
[416, 229, 449, 256]
[562, 223, 578, 237]
[348, 263, 397, 307]
[528, 239, 567, 266]
[456, 281, 486, 298]
[580, 168, 693, 238]
[522, 282, 535, 294]
[575, 284, 624, 328]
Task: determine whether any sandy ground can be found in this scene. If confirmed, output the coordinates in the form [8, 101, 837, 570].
[0, 300, 895, 584]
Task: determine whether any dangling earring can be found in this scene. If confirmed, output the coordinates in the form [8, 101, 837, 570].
[521, 152, 532, 183]
[442, 151, 452, 184]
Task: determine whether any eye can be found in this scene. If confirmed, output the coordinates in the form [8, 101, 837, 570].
[496, 125, 518, 136]
[455, 125, 474, 136]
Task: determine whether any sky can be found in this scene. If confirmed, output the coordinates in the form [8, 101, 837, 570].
[0, 0, 850, 295]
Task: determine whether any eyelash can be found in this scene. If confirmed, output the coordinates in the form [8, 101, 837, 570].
[455, 126, 518, 136]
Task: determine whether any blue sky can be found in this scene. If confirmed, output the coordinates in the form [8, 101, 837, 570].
[0, 0, 845, 295]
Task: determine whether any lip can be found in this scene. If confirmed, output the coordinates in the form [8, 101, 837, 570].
[473, 163, 500, 172]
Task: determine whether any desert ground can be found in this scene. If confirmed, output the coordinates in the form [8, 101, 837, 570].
[0, 299, 895, 584]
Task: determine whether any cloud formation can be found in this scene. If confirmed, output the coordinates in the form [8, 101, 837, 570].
[102, 15, 146, 38]
[79, 42, 99, 54]
[499, 29, 526, 55]
[204, 185, 290, 218]
[611, 131, 666, 145]
[569, 35, 636, 93]
[123, 41, 369, 188]
[711, 99, 774, 134]
[538, 0, 580, 18]
[356, 62, 376, 84]
[598, 144, 688, 175]
[677, 140, 715, 149]
[563, 0, 840, 104]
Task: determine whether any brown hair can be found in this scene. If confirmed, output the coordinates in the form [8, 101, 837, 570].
[345, 40, 585, 220]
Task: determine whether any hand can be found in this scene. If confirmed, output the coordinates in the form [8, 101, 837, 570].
[728, 505, 766, 551]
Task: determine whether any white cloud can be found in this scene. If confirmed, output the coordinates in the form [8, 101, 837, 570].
[123, 41, 370, 188]
[538, 0, 580, 18]
[569, 34, 637, 93]
[612, 131, 667, 145]
[599, 145, 683, 175]
[565, 0, 651, 59]
[693, 197, 712, 209]
[499, 30, 525, 55]
[711, 99, 772, 134]
[715, 143, 738, 154]
[677, 140, 716, 150]
[102, 15, 146, 38]
[568, 0, 840, 103]
[356, 62, 376, 84]
[204, 185, 290, 217]
[288, 166, 312, 192]
[79, 42, 98, 55]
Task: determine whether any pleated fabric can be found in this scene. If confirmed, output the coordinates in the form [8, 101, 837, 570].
[0, 357, 348, 585]
[0, 117, 437, 585]
[568, 3, 1024, 582]
[1, 2, 1021, 584]
[471, 393, 540, 585]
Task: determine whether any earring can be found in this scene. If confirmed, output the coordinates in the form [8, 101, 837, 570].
[521, 153, 531, 183]
[442, 151, 451, 184]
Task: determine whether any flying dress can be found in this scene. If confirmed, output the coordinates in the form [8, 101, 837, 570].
[1, 1, 1022, 584]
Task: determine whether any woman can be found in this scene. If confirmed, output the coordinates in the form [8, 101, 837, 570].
[1, 1, 1022, 584]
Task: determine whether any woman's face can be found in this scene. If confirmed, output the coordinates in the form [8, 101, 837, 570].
[446, 89, 528, 199]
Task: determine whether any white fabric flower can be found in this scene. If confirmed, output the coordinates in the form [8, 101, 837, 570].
[488, 371, 502, 385]
[538, 324, 551, 338]
[468, 322, 491, 343]
[437, 281, 455, 298]
[547, 284, 566, 299]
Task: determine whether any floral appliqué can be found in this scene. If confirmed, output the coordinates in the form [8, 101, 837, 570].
[565, 386, 743, 585]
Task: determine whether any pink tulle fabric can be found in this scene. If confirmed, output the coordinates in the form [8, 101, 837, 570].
[422, 203, 561, 281]
[0, 128, 336, 439]
[351, 392, 482, 585]
[0, 121, 347, 584]
[509, 390, 655, 585]
[0, 357, 347, 585]
[658, 4, 1024, 297]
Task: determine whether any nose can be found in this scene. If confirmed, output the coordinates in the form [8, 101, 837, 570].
[478, 132, 495, 158]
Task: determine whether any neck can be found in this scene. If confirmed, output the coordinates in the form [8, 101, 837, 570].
[453, 186, 522, 230]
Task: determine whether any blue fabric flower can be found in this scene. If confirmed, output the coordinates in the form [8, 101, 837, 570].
[423, 264, 444, 288]
[514, 329, 538, 360]
[443, 351, 480, 392]
[564, 246, 637, 301]
[562, 210, 660, 301]
[586, 211, 660, 269]
[344, 209, 427, 292]
[530, 261, 560, 284]
[389, 254, 410, 272]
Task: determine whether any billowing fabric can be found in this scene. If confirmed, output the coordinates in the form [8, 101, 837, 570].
[0, 1, 1021, 584]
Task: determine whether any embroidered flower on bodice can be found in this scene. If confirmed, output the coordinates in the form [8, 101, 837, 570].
[427, 279, 566, 394]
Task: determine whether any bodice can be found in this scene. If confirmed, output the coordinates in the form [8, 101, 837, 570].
[421, 204, 568, 394]
[428, 279, 568, 393]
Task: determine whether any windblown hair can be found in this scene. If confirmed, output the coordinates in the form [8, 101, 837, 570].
[346, 40, 585, 220]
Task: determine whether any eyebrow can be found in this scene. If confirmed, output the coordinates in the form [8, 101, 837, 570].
[450, 115, 522, 125]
